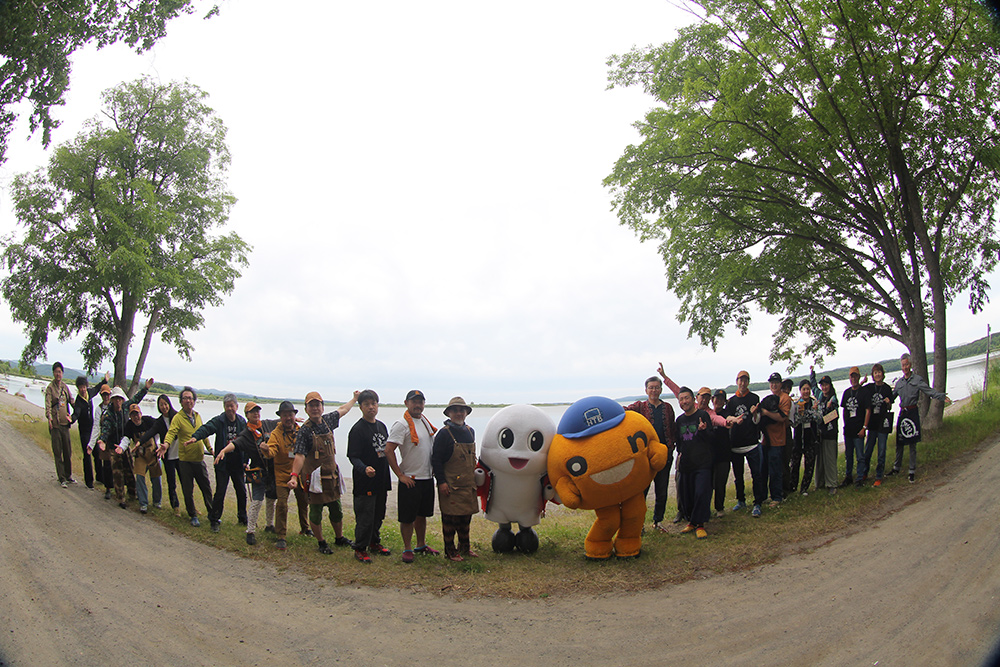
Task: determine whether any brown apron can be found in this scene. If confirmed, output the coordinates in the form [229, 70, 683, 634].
[300, 431, 340, 504]
[132, 440, 162, 478]
[439, 428, 478, 516]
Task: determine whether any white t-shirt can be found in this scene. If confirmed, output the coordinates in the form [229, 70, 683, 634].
[388, 414, 435, 480]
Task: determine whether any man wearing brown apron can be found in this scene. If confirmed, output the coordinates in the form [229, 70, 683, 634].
[431, 397, 480, 561]
[288, 390, 359, 554]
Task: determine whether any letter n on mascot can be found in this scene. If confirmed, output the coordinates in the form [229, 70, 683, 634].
[547, 397, 669, 560]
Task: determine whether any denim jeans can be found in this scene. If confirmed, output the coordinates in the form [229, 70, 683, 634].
[844, 436, 864, 479]
[862, 430, 889, 480]
[135, 474, 162, 507]
[744, 444, 766, 506]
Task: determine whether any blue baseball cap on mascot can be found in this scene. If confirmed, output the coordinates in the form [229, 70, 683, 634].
[557, 396, 626, 439]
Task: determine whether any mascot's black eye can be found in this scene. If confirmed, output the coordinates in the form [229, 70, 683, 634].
[566, 456, 588, 477]
[498, 428, 515, 449]
[528, 430, 545, 452]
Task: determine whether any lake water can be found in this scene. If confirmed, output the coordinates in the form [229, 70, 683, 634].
[6, 352, 992, 473]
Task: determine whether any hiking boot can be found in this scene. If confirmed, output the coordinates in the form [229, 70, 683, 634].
[317, 541, 333, 555]
[681, 523, 697, 534]
[333, 536, 352, 547]
[370, 544, 391, 556]
[695, 527, 708, 540]
[118, 502, 127, 509]
[873, 479, 882, 487]
[104, 490, 111, 500]
[275, 539, 287, 550]
[264, 526, 276, 534]
[354, 549, 371, 563]
[300, 529, 313, 537]
[246, 533, 256, 545]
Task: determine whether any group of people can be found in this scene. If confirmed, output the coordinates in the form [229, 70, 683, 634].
[42, 351, 950, 559]
[42, 367, 483, 564]
[636, 353, 950, 539]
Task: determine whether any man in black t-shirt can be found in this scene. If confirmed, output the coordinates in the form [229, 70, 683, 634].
[347, 390, 391, 563]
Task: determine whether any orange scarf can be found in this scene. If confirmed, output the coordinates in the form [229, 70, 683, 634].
[404, 411, 436, 444]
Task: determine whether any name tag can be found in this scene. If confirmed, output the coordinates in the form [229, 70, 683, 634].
[288, 452, 294, 459]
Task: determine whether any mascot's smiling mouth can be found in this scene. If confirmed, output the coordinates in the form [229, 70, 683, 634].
[508, 458, 528, 470]
[589, 459, 634, 485]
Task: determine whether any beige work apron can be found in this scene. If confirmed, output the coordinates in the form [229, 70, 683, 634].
[439, 428, 478, 516]
[300, 430, 341, 504]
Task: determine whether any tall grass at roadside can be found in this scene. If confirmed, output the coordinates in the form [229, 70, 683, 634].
[7, 367, 1000, 600]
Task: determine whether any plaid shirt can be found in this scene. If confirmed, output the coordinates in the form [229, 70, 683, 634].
[623, 399, 676, 451]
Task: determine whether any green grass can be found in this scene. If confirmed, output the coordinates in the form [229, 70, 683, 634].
[9, 365, 1000, 599]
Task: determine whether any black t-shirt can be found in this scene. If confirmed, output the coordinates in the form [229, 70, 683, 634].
[841, 386, 865, 437]
[347, 418, 390, 496]
[676, 409, 713, 472]
[725, 391, 760, 448]
[860, 382, 894, 430]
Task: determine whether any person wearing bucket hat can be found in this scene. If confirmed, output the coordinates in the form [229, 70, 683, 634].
[96, 377, 155, 509]
[262, 400, 310, 549]
[432, 397, 479, 561]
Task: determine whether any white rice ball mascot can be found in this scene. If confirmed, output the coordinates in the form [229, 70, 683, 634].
[475, 404, 557, 553]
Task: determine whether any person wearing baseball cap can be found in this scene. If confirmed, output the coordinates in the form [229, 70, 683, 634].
[725, 370, 766, 516]
[288, 389, 360, 555]
[386, 390, 441, 562]
[758, 372, 791, 509]
[124, 402, 160, 514]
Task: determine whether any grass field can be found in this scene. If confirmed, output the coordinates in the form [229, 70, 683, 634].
[9, 363, 1000, 599]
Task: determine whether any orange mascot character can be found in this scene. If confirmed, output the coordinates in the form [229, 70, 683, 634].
[547, 396, 669, 559]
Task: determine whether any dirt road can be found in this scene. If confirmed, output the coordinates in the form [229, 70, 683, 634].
[1, 392, 997, 666]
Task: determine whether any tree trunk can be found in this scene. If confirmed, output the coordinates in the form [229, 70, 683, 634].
[128, 309, 161, 395]
[112, 298, 137, 391]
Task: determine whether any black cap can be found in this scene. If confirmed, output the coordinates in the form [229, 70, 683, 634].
[713, 389, 726, 399]
[768, 372, 782, 383]
[276, 400, 298, 415]
[405, 390, 425, 401]
[820, 375, 833, 386]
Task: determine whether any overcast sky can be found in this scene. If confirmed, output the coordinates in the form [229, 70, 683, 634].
[0, 0, 995, 403]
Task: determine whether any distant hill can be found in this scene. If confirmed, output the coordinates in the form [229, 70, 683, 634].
[616, 329, 998, 401]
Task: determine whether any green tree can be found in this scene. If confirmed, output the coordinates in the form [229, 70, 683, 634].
[605, 0, 1000, 428]
[1, 77, 249, 395]
[0, 0, 218, 165]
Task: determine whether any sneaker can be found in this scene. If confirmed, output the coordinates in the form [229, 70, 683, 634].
[695, 527, 708, 540]
[885, 468, 899, 477]
[872, 479, 882, 487]
[839, 476, 853, 488]
[61, 481, 68, 488]
[401, 550, 415, 563]
[211, 522, 221, 533]
[714, 510, 725, 518]
[681, 523, 697, 534]
[275, 539, 287, 550]
[354, 549, 371, 563]
[140, 505, 148, 514]
[414, 545, 440, 556]
[732, 501, 746, 511]
[190, 517, 201, 527]
[153, 503, 162, 509]
[246, 533, 256, 545]
[672, 512, 685, 523]
[104, 490, 111, 500]
[118, 502, 127, 509]
[800, 490, 809, 496]
[768, 500, 780, 509]
[854, 480, 864, 488]
[264, 526, 276, 534]
[369, 544, 391, 556]
[333, 536, 353, 547]
[908, 473, 915, 483]
[300, 529, 313, 537]
[751, 504, 762, 518]
[317, 541, 333, 555]
[67, 478, 78, 484]
[653, 522, 668, 533]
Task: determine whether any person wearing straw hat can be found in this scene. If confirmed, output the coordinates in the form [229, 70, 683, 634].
[262, 401, 310, 550]
[432, 397, 480, 561]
